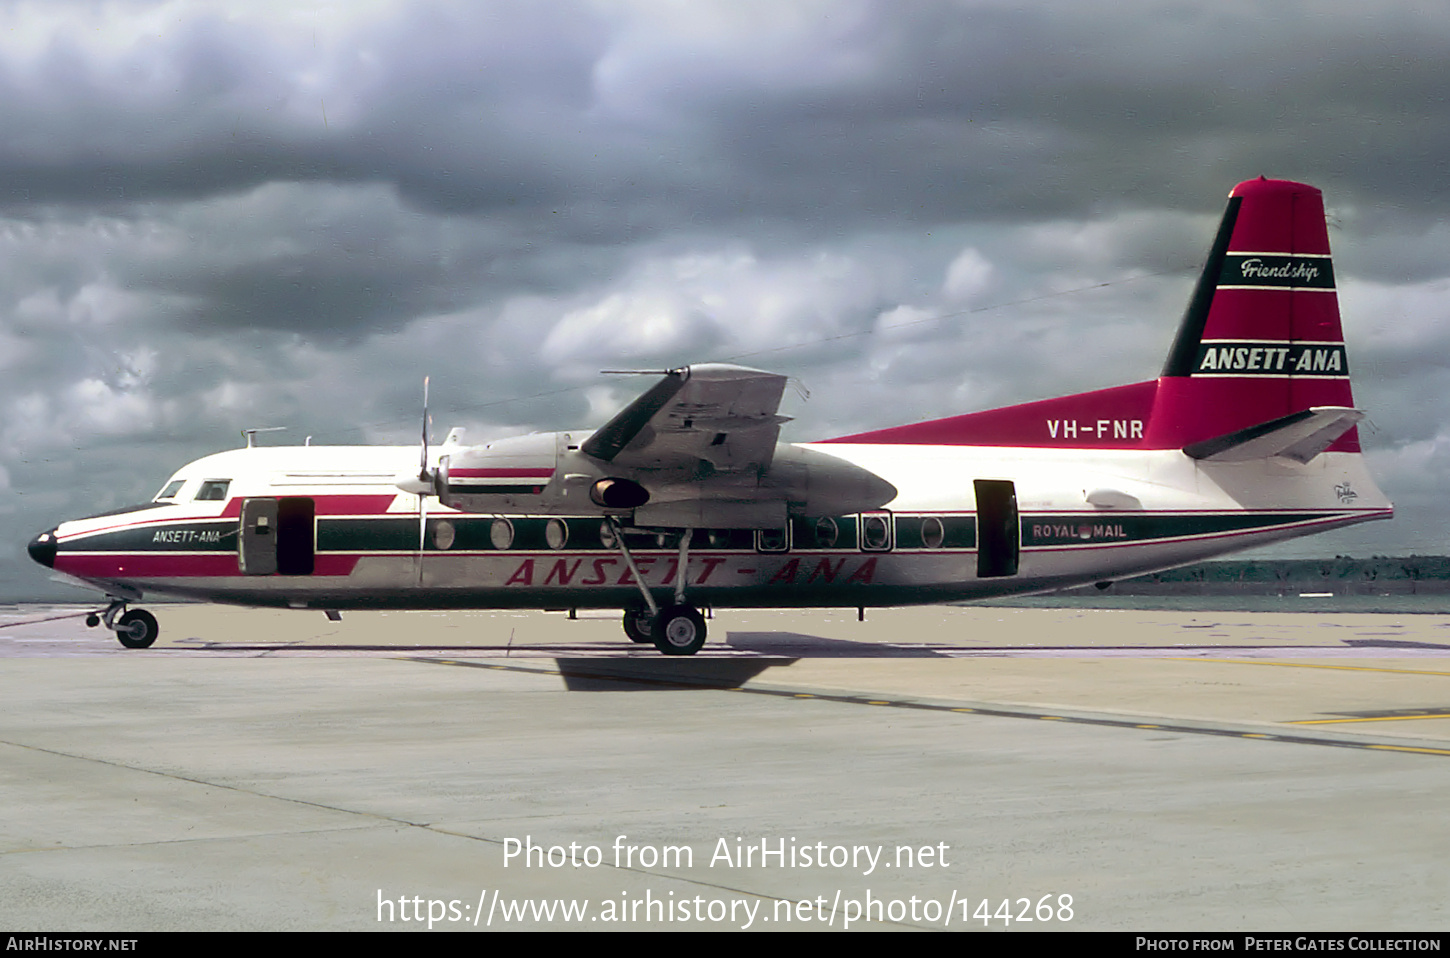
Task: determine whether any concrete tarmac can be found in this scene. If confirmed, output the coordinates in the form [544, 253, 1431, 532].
[3, 602, 1450, 931]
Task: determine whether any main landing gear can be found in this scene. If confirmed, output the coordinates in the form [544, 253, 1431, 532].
[87, 599, 159, 649]
[651, 604, 707, 655]
[622, 607, 655, 644]
[621, 603, 708, 655]
[610, 519, 708, 656]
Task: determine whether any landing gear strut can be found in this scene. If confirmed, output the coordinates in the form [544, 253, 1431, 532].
[88, 599, 160, 649]
[610, 519, 707, 655]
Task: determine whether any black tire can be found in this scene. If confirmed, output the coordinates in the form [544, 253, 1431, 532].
[651, 604, 706, 656]
[622, 608, 655, 644]
[116, 609, 158, 649]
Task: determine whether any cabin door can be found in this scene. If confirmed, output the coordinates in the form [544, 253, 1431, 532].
[974, 479, 1019, 578]
[240, 497, 315, 576]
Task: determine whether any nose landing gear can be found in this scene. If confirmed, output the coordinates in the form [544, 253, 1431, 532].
[88, 599, 160, 649]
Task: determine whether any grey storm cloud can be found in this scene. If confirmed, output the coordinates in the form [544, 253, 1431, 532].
[4, 2, 1446, 225]
[5, 0, 1450, 596]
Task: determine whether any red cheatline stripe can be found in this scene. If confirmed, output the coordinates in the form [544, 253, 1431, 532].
[447, 468, 555, 479]
[222, 494, 400, 517]
[56, 555, 360, 578]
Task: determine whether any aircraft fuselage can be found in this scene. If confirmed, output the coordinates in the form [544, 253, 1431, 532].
[33, 439, 1389, 613]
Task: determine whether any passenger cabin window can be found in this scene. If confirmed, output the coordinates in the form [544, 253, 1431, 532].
[154, 480, 185, 501]
[861, 514, 893, 552]
[195, 480, 231, 501]
[921, 516, 945, 549]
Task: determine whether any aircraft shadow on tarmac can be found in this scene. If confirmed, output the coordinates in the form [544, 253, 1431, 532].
[553, 657, 794, 690]
[553, 632, 947, 690]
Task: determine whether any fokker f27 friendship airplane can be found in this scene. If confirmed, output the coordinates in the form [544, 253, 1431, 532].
[28, 178, 1391, 655]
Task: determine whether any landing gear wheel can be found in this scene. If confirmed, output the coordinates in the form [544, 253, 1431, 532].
[651, 604, 706, 656]
[116, 609, 158, 649]
[622, 607, 655, 644]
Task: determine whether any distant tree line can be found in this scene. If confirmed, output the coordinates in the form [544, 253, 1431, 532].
[1096, 555, 1450, 595]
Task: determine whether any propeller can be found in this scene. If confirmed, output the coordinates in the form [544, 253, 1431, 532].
[416, 377, 430, 585]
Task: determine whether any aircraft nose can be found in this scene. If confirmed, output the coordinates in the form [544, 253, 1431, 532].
[27, 529, 57, 568]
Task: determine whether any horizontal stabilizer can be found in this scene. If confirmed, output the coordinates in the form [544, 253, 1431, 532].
[1183, 406, 1363, 464]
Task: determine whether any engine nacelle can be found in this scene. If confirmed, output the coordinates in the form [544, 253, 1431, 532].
[433, 433, 562, 512]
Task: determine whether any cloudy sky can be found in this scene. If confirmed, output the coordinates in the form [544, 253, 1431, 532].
[5, 0, 1450, 599]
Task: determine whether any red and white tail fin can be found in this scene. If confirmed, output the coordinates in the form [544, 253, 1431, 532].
[1151, 177, 1355, 451]
[823, 178, 1359, 455]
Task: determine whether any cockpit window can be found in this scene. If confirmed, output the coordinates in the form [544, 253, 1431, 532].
[194, 480, 231, 501]
[155, 480, 185, 501]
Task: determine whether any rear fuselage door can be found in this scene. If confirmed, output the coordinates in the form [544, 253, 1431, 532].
[974, 479, 1019, 578]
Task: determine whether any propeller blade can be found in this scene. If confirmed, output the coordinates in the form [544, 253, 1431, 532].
[416, 491, 427, 586]
[418, 376, 431, 482]
[418, 376, 431, 586]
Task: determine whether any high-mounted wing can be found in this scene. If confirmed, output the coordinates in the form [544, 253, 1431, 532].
[416, 362, 894, 527]
[582, 364, 790, 475]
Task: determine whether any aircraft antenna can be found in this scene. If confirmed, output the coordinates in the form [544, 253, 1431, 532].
[241, 427, 286, 448]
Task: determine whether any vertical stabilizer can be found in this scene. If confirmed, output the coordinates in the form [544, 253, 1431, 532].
[1149, 177, 1356, 450]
